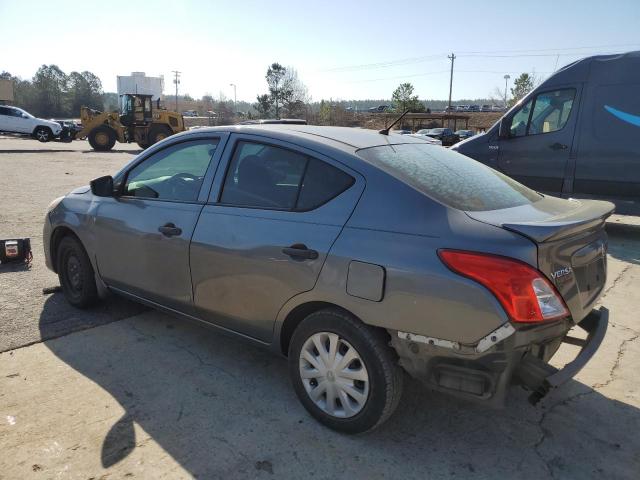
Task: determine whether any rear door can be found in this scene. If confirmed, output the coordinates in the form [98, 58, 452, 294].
[0, 106, 18, 132]
[190, 135, 364, 342]
[93, 135, 227, 311]
[498, 87, 580, 194]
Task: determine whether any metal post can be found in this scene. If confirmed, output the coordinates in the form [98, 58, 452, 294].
[230, 83, 237, 114]
[503, 74, 511, 107]
[172, 70, 181, 112]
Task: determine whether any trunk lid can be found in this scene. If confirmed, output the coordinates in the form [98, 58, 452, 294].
[466, 196, 614, 323]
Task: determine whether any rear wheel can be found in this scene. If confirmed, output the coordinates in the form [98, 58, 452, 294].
[34, 127, 52, 142]
[88, 126, 116, 151]
[148, 125, 172, 146]
[288, 309, 403, 434]
[56, 236, 98, 308]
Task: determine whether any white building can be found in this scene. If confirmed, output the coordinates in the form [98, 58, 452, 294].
[116, 72, 164, 100]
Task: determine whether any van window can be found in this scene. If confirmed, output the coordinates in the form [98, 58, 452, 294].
[510, 99, 533, 137]
[528, 89, 575, 134]
[509, 89, 575, 137]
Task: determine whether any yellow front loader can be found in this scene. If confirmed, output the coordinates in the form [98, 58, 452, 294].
[76, 94, 185, 151]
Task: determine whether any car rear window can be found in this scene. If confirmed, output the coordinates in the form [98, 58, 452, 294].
[357, 143, 542, 211]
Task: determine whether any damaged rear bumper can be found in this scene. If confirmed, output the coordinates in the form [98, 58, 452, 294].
[390, 307, 608, 406]
[515, 306, 608, 404]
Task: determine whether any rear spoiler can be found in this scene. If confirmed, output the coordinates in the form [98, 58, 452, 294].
[501, 200, 615, 243]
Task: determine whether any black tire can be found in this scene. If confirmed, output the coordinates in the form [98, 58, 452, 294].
[56, 236, 98, 308]
[288, 309, 403, 434]
[88, 125, 116, 151]
[147, 125, 172, 146]
[34, 126, 52, 142]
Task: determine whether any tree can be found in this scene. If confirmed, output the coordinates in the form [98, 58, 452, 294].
[254, 94, 272, 118]
[266, 63, 287, 118]
[32, 65, 68, 117]
[509, 73, 535, 107]
[67, 71, 103, 114]
[391, 83, 424, 113]
[280, 68, 309, 118]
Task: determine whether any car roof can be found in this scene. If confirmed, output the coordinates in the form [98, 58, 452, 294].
[182, 124, 434, 150]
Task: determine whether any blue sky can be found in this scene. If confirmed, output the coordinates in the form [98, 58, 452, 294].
[2, 0, 639, 102]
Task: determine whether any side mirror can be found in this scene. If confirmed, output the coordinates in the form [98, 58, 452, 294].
[90, 175, 115, 197]
[498, 118, 511, 139]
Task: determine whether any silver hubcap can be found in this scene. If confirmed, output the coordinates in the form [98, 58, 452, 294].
[37, 130, 48, 141]
[299, 332, 369, 418]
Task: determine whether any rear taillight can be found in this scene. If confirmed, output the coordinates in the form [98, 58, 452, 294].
[438, 250, 568, 323]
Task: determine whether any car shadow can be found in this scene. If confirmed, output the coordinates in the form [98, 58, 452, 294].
[80, 150, 142, 155]
[38, 297, 640, 478]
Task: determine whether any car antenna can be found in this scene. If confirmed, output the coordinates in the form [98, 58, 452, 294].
[379, 109, 410, 135]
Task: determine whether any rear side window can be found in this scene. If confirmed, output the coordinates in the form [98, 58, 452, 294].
[297, 158, 354, 211]
[357, 143, 542, 211]
[220, 141, 354, 211]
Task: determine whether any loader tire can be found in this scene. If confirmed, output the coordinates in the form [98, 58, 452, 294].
[88, 126, 116, 151]
[148, 125, 173, 146]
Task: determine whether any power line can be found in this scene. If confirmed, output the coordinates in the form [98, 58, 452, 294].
[320, 43, 640, 73]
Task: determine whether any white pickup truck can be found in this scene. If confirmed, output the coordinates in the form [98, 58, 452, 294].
[0, 105, 63, 142]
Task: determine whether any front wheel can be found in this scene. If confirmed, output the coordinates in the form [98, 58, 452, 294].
[56, 236, 98, 308]
[288, 309, 403, 434]
[34, 127, 52, 142]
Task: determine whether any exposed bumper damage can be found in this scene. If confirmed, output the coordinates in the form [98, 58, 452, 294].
[390, 307, 608, 406]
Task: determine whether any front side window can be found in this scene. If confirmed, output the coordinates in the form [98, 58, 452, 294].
[220, 141, 354, 211]
[124, 139, 218, 201]
[509, 89, 575, 137]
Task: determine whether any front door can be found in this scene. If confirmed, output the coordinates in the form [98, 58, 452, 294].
[190, 136, 364, 342]
[498, 86, 580, 194]
[93, 136, 225, 310]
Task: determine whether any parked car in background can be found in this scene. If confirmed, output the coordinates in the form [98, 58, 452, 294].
[0, 105, 63, 142]
[452, 50, 640, 214]
[481, 104, 493, 112]
[409, 132, 442, 145]
[419, 127, 460, 146]
[455, 129, 474, 140]
[469, 105, 480, 112]
[52, 119, 83, 140]
[368, 105, 390, 113]
[491, 105, 505, 112]
[391, 129, 412, 135]
[182, 110, 199, 117]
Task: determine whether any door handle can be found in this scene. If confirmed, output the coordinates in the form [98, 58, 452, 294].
[282, 244, 319, 260]
[158, 223, 182, 237]
[549, 142, 568, 150]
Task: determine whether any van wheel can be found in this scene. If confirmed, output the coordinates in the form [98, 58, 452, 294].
[57, 236, 98, 308]
[88, 126, 116, 151]
[34, 127, 52, 142]
[288, 309, 403, 434]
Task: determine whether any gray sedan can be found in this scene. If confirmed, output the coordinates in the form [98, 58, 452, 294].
[44, 125, 613, 433]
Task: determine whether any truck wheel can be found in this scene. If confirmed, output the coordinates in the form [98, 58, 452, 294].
[148, 125, 172, 146]
[34, 127, 52, 142]
[88, 126, 116, 151]
[56, 236, 98, 308]
[288, 309, 403, 434]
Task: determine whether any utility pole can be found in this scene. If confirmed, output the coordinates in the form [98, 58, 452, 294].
[447, 53, 455, 110]
[229, 83, 237, 114]
[503, 74, 511, 108]
[172, 70, 181, 112]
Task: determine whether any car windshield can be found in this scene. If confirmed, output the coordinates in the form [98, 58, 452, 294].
[430, 128, 444, 133]
[357, 143, 542, 211]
